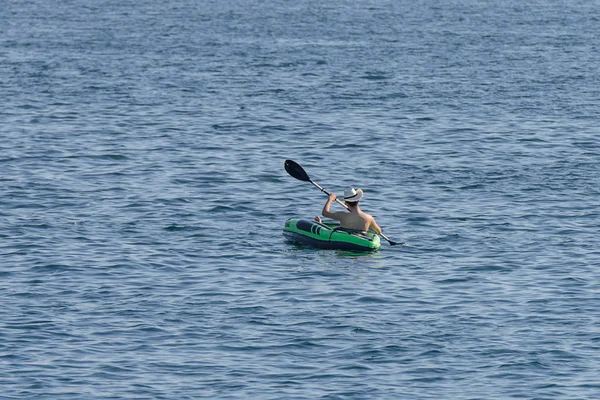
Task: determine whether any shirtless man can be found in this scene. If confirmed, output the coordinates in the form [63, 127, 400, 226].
[317, 188, 382, 234]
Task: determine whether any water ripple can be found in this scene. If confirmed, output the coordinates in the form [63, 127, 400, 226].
[1, 0, 600, 398]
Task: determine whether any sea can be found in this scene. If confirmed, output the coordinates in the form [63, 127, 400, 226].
[1, 0, 599, 398]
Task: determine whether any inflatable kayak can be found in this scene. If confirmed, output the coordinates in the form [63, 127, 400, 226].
[283, 218, 381, 251]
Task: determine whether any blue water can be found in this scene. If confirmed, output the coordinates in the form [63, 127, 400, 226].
[2, 0, 600, 398]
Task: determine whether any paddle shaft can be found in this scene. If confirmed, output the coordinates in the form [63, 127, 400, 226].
[308, 180, 350, 210]
[379, 232, 399, 245]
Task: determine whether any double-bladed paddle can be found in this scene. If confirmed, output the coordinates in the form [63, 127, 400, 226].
[284, 159, 403, 246]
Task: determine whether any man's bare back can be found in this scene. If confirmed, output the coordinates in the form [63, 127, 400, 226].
[335, 210, 375, 231]
[320, 190, 382, 234]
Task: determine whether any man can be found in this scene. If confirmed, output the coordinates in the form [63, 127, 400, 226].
[316, 188, 382, 234]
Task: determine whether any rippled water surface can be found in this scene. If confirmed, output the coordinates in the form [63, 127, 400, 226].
[2, 0, 600, 398]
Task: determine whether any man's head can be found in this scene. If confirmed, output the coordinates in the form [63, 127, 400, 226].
[343, 188, 363, 207]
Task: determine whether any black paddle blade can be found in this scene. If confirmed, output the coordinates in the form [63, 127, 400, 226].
[380, 233, 405, 246]
[284, 159, 311, 182]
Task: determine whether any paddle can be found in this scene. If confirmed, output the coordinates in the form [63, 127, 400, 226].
[284, 159, 403, 246]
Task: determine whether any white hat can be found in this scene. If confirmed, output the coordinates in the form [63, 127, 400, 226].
[343, 188, 363, 203]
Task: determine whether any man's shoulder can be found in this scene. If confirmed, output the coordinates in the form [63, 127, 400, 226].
[359, 211, 374, 219]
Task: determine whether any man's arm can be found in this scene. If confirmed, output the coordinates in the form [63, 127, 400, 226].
[369, 217, 382, 235]
[322, 193, 344, 220]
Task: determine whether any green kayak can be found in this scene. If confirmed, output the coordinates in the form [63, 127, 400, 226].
[283, 218, 381, 251]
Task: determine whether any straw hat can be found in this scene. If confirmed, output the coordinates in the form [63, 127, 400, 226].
[343, 188, 363, 203]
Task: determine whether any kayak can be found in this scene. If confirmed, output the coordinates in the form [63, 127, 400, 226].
[283, 218, 381, 251]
